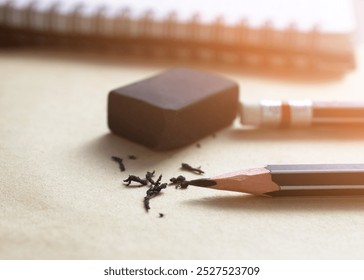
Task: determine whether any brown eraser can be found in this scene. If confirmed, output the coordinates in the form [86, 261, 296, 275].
[108, 68, 239, 150]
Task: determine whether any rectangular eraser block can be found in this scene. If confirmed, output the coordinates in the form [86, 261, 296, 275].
[108, 67, 239, 150]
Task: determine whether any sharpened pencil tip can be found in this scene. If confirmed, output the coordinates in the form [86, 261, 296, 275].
[187, 179, 217, 187]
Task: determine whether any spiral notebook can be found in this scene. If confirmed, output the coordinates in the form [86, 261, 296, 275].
[0, 0, 356, 74]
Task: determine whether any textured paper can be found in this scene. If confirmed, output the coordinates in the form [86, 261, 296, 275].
[1, 47, 364, 259]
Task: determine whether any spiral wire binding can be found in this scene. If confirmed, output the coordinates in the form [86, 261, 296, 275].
[0, 0, 355, 72]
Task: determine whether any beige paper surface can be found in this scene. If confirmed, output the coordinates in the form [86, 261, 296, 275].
[1, 47, 364, 259]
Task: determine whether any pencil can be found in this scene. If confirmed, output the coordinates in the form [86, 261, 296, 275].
[188, 164, 364, 196]
[240, 100, 364, 127]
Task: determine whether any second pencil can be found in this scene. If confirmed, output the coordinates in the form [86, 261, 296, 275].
[240, 100, 364, 127]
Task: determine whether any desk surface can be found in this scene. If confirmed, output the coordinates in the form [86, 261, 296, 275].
[1, 47, 364, 259]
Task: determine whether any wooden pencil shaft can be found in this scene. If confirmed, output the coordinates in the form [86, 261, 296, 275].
[267, 164, 364, 186]
[266, 189, 364, 196]
[192, 164, 364, 196]
[240, 101, 364, 127]
[313, 101, 364, 120]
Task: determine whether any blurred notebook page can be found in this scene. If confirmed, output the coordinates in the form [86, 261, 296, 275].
[0, 0, 356, 74]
